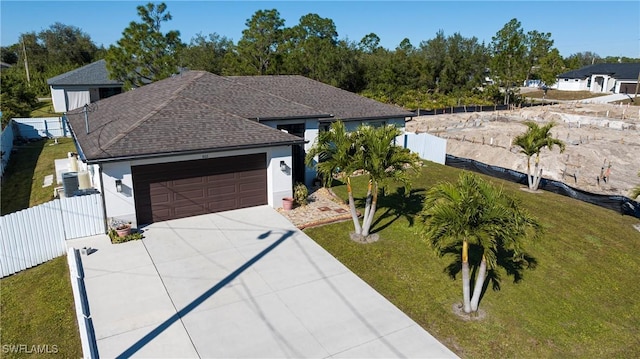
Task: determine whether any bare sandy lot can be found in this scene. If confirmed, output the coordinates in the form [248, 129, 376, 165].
[407, 102, 640, 199]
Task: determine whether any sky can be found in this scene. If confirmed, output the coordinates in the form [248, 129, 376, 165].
[1, 1, 639, 59]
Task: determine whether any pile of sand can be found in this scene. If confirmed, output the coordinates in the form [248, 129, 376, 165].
[407, 103, 640, 198]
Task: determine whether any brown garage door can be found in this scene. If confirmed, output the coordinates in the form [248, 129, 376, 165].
[132, 154, 267, 224]
[620, 83, 638, 94]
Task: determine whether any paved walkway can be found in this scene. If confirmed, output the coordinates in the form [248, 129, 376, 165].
[579, 93, 633, 104]
[277, 187, 354, 229]
[69, 206, 457, 358]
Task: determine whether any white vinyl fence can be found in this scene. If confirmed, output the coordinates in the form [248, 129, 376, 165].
[12, 117, 69, 139]
[0, 122, 14, 177]
[398, 132, 447, 164]
[1, 194, 105, 278]
[1, 117, 71, 178]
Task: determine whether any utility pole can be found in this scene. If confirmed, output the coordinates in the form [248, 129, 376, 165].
[21, 37, 31, 86]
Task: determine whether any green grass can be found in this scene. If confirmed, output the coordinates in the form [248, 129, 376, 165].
[0, 256, 83, 358]
[305, 161, 640, 358]
[525, 89, 606, 101]
[1, 138, 76, 215]
[30, 100, 61, 118]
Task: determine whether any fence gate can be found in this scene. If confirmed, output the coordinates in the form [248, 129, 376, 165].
[1, 193, 105, 278]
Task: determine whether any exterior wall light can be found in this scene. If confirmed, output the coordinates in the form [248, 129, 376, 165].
[115, 179, 123, 193]
[280, 161, 289, 172]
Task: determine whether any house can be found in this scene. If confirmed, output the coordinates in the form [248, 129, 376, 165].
[47, 59, 123, 113]
[64, 71, 413, 227]
[554, 63, 640, 94]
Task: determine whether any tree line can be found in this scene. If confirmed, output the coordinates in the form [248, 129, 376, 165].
[2, 2, 638, 126]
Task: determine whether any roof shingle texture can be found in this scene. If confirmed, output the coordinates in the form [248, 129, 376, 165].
[557, 63, 640, 80]
[230, 75, 414, 120]
[66, 72, 305, 161]
[66, 71, 413, 162]
[47, 59, 122, 86]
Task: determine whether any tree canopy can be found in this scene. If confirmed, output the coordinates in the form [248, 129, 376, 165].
[3, 6, 638, 123]
[105, 2, 183, 88]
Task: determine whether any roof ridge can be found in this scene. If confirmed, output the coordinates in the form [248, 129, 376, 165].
[100, 72, 205, 152]
[223, 75, 332, 118]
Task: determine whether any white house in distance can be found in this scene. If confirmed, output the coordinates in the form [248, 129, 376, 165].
[47, 59, 123, 113]
[64, 71, 413, 228]
[554, 63, 640, 94]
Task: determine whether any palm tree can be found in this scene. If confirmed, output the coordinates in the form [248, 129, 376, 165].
[306, 121, 420, 240]
[513, 121, 565, 191]
[357, 124, 421, 237]
[631, 171, 640, 200]
[305, 121, 362, 233]
[419, 172, 541, 314]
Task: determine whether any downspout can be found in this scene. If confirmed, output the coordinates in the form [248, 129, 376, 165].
[97, 164, 109, 234]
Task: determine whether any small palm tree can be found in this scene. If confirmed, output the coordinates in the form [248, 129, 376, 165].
[419, 172, 541, 314]
[306, 121, 420, 240]
[306, 121, 362, 233]
[513, 121, 565, 191]
[357, 124, 421, 237]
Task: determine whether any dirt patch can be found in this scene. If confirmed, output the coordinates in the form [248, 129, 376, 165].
[407, 102, 640, 198]
[452, 303, 486, 321]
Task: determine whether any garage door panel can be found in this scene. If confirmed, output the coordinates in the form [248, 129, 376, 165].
[133, 153, 268, 224]
[172, 188, 206, 201]
[174, 177, 206, 187]
[208, 199, 238, 212]
[151, 192, 171, 205]
[174, 204, 208, 217]
[208, 184, 237, 196]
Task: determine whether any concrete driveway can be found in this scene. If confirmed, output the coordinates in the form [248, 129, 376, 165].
[68, 206, 457, 358]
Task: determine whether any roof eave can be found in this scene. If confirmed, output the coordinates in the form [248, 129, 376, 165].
[253, 114, 334, 121]
[319, 114, 412, 123]
[81, 139, 306, 164]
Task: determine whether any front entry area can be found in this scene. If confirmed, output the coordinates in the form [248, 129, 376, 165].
[132, 153, 267, 224]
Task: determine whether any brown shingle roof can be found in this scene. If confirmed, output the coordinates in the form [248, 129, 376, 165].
[66, 71, 306, 162]
[229, 75, 414, 120]
[66, 71, 412, 162]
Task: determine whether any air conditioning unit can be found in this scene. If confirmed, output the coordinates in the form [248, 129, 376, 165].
[61, 172, 79, 197]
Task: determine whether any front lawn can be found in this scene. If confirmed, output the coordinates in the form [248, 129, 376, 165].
[525, 89, 606, 101]
[0, 256, 83, 358]
[304, 161, 640, 358]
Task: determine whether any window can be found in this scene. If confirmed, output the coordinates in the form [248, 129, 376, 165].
[98, 87, 122, 100]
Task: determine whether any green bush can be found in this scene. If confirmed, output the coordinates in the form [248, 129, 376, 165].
[293, 182, 308, 206]
[108, 229, 143, 244]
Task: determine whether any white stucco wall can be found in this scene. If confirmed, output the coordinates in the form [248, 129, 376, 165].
[100, 146, 293, 227]
[262, 117, 408, 187]
[269, 146, 294, 206]
[556, 78, 587, 91]
[50, 86, 68, 113]
[101, 161, 136, 226]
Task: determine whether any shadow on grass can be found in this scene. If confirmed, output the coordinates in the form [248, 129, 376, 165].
[357, 187, 426, 234]
[438, 242, 538, 309]
[1, 139, 46, 215]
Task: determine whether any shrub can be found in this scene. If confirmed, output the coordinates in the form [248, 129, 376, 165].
[294, 182, 308, 206]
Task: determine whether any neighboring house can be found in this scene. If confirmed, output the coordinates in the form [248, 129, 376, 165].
[47, 59, 123, 113]
[554, 63, 640, 94]
[64, 71, 413, 227]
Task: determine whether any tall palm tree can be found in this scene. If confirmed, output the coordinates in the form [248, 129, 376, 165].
[514, 121, 565, 191]
[306, 121, 362, 233]
[306, 121, 420, 240]
[357, 124, 421, 237]
[420, 172, 541, 313]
